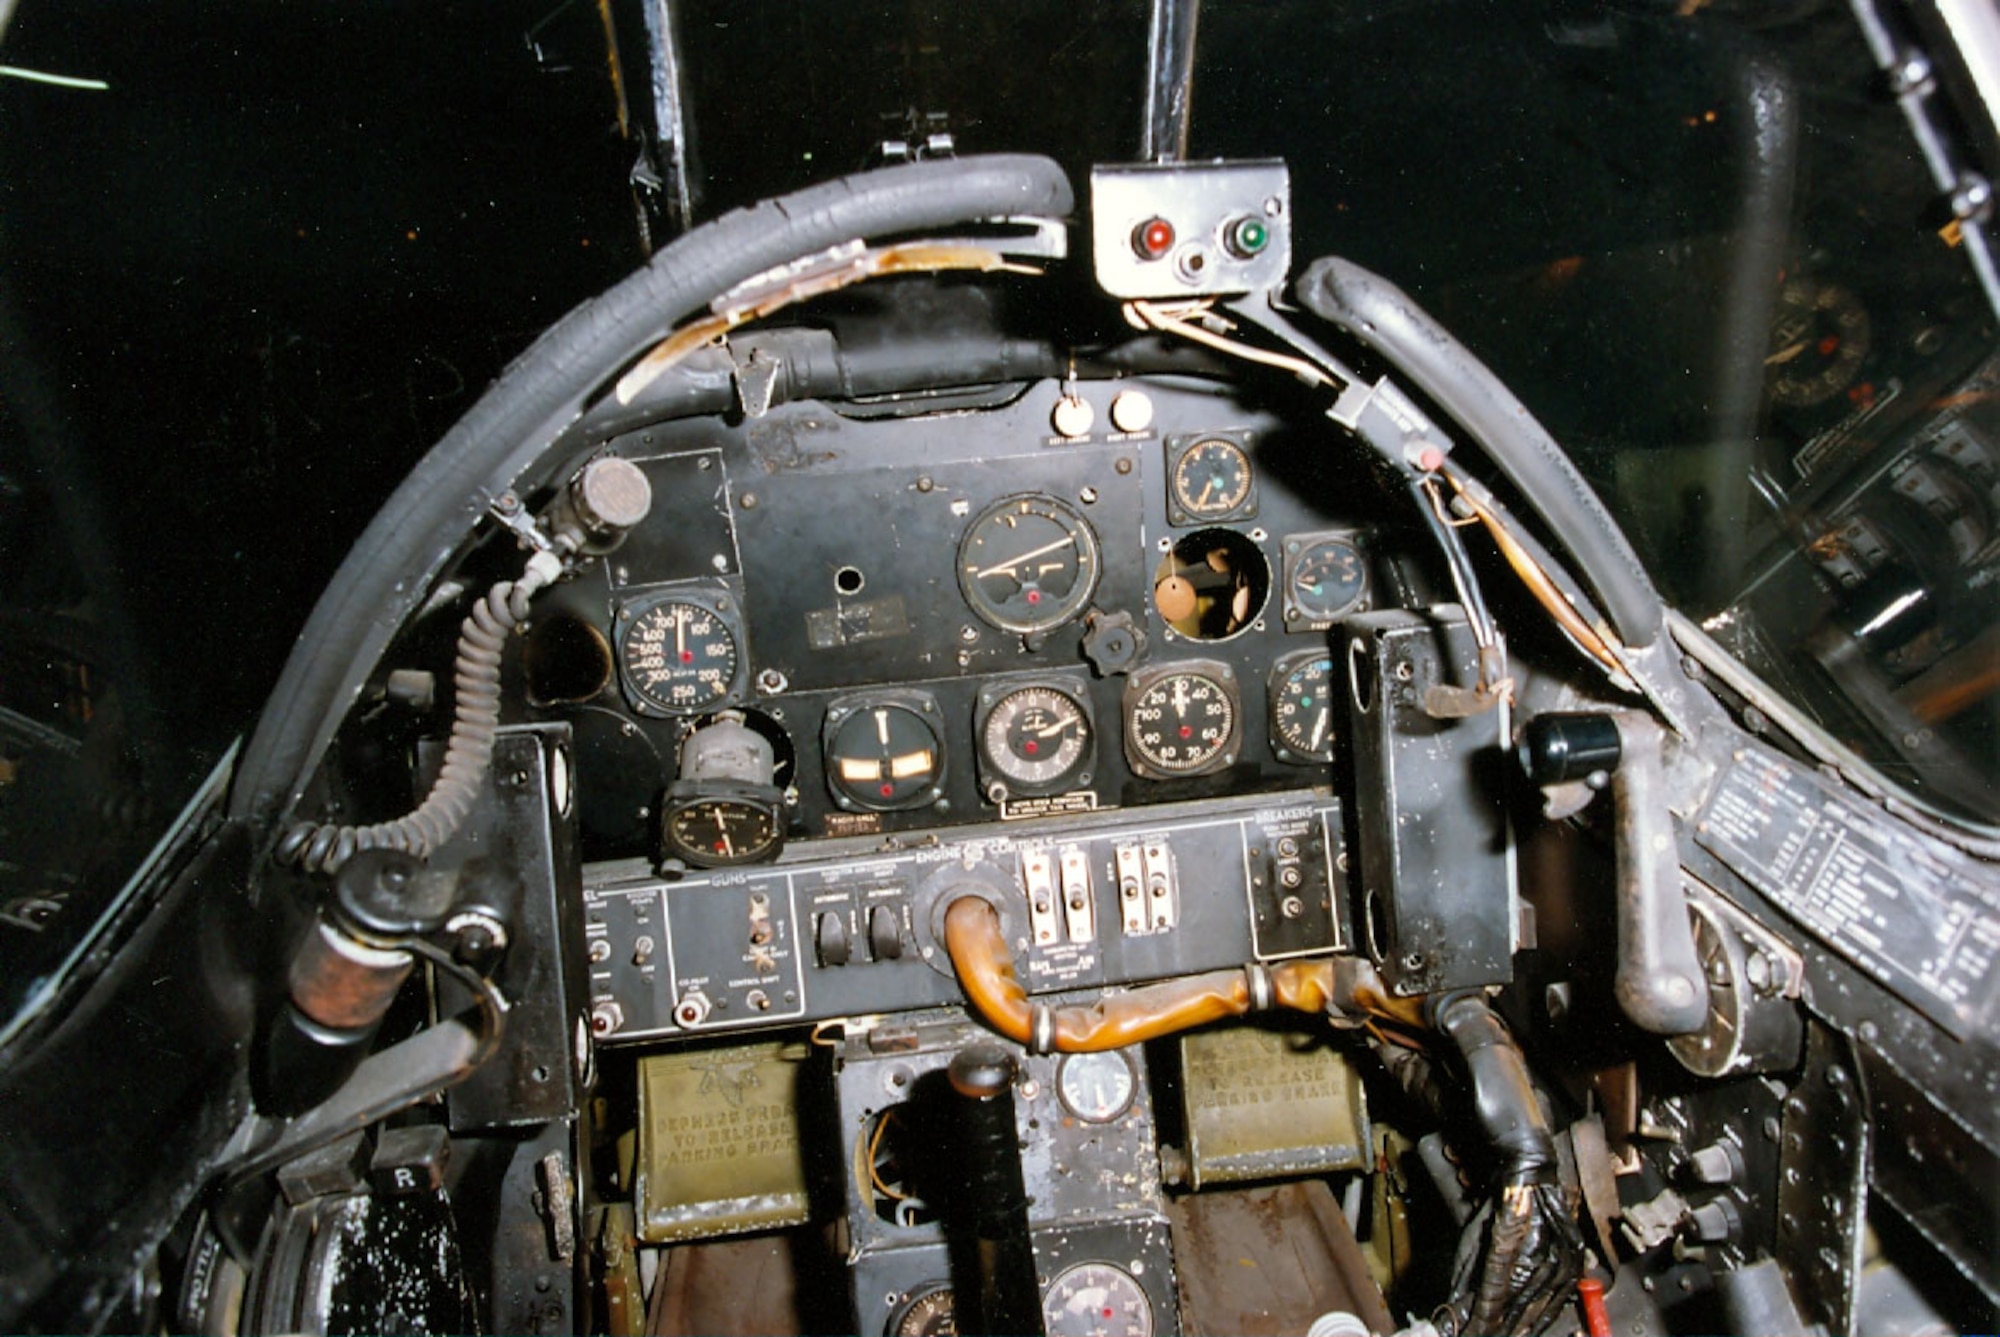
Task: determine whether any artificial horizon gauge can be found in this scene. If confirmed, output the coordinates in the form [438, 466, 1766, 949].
[823, 692, 946, 812]
[1167, 434, 1255, 523]
[1055, 1050, 1138, 1123]
[1042, 1261, 1154, 1337]
[957, 494, 1102, 634]
[1269, 650, 1336, 764]
[1282, 532, 1368, 630]
[976, 680, 1096, 799]
[615, 590, 745, 715]
[1766, 276, 1871, 408]
[1122, 660, 1240, 779]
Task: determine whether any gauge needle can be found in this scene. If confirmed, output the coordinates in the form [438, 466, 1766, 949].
[875, 709, 890, 747]
[713, 810, 735, 858]
[1196, 478, 1216, 505]
[675, 609, 687, 660]
[1765, 341, 1808, 366]
[1035, 717, 1072, 737]
[1172, 679, 1189, 715]
[1309, 709, 1328, 755]
[976, 536, 1070, 579]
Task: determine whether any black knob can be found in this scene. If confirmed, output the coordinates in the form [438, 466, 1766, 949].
[1517, 712, 1623, 786]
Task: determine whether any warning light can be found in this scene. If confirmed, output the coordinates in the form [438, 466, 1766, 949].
[1132, 216, 1175, 261]
[1225, 216, 1270, 259]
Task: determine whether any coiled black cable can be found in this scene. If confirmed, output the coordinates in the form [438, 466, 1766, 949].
[276, 564, 552, 875]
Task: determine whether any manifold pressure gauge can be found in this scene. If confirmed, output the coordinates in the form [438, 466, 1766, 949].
[975, 679, 1096, 801]
[660, 711, 786, 868]
[1122, 660, 1240, 779]
[615, 588, 745, 715]
[1269, 650, 1336, 764]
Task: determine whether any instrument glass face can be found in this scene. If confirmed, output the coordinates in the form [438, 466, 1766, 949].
[979, 683, 1094, 796]
[957, 494, 1102, 634]
[617, 595, 743, 714]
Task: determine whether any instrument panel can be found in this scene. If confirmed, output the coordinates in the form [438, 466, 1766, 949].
[526, 373, 1430, 866]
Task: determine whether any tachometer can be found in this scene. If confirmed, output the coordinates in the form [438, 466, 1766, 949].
[957, 494, 1102, 634]
[1122, 661, 1240, 779]
[976, 681, 1096, 801]
[615, 590, 745, 715]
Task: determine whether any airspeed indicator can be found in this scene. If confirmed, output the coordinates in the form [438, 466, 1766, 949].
[615, 593, 745, 715]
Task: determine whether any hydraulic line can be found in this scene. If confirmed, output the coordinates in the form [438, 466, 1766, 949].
[943, 895, 1422, 1052]
[277, 553, 560, 875]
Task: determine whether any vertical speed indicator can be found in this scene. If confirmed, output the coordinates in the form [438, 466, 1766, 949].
[614, 591, 745, 715]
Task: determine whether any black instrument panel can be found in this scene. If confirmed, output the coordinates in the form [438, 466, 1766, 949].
[528, 374, 1429, 863]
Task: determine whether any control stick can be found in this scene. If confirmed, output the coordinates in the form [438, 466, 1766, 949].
[947, 1043, 1046, 1336]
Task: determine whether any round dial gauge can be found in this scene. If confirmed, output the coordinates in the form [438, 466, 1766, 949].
[1286, 535, 1367, 625]
[1270, 651, 1336, 764]
[958, 495, 1102, 634]
[979, 683, 1094, 798]
[1767, 278, 1870, 408]
[1124, 665, 1239, 778]
[825, 697, 945, 811]
[616, 595, 742, 714]
[1056, 1050, 1138, 1123]
[888, 1283, 956, 1337]
[1042, 1262, 1153, 1337]
[1170, 436, 1253, 521]
[662, 796, 783, 867]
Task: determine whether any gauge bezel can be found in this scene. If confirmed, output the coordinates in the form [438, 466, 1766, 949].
[821, 690, 948, 813]
[1041, 1260, 1154, 1337]
[1121, 659, 1241, 780]
[1054, 1049, 1139, 1123]
[956, 493, 1103, 635]
[660, 789, 786, 868]
[886, 1282, 956, 1337]
[1268, 648, 1337, 765]
[1280, 531, 1369, 632]
[613, 586, 749, 716]
[1166, 432, 1258, 525]
[973, 676, 1098, 801]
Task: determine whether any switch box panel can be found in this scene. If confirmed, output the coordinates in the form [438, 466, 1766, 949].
[1342, 609, 1516, 995]
[581, 789, 1351, 1043]
[1091, 160, 1292, 299]
[834, 1014, 1178, 1337]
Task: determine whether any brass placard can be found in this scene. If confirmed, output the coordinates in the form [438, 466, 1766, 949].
[1180, 1024, 1370, 1189]
[635, 1041, 811, 1243]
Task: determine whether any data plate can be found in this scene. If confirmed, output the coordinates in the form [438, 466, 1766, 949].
[1695, 747, 2000, 1037]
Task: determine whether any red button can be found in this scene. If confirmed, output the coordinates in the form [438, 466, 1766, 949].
[1132, 217, 1175, 260]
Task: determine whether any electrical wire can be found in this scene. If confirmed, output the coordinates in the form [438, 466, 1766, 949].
[1124, 299, 1339, 388]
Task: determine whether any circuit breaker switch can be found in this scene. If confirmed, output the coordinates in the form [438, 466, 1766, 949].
[1022, 849, 1061, 945]
[1116, 844, 1147, 935]
[1058, 847, 1096, 943]
[1143, 841, 1178, 931]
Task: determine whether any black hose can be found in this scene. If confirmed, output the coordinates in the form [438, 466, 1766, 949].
[275, 569, 547, 874]
[232, 154, 1074, 837]
[1294, 256, 1665, 649]
[1431, 991, 1583, 1336]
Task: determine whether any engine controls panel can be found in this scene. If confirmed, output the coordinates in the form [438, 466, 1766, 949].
[580, 789, 1351, 1043]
